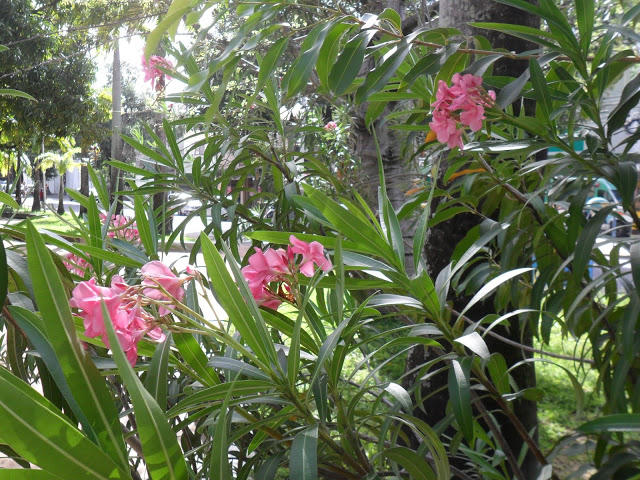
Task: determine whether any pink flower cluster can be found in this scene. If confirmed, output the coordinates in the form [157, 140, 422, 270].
[100, 214, 139, 242]
[242, 236, 332, 309]
[64, 253, 91, 277]
[324, 121, 337, 131]
[429, 73, 496, 149]
[141, 54, 173, 91]
[70, 261, 193, 365]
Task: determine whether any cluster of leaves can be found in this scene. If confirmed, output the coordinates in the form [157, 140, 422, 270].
[1, 0, 640, 479]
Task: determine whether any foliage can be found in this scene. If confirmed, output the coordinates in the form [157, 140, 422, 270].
[1, 0, 640, 479]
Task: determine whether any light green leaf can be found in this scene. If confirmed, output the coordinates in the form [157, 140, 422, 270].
[0, 191, 19, 209]
[579, 414, 640, 433]
[102, 302, 188, 479]
[454, 332, 490, 360]
[144, 334, 171, 410]
[200, 235, 277, 366]
[290, 425, 318, 480]
[575, 0, 594, 52]
[457, 268, 534, 324]
[384, 383, 412, 414]
[0, 89, 36, 101]
[25, 223, 128, 469]
[0, 367, 129, 479]
[134, 194, 158, 259]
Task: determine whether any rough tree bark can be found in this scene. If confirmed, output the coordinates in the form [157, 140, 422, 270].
[353, 0, 419, 275]
[405, 1, 541, 478]
[57, 172, 65, 214]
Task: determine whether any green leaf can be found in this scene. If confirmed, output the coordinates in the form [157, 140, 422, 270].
[283, 21, 335, 98]
[579, 414, 640, 433]
[173, 332, 219, 386]
[379, 447, 436, 480]
[0, 239, 7, 310]
[209, 401, 232, 480]
[290, 425, 318, 480]
[457, 268, 534, 324]
[529, 58, 552, 123]
[454, 332, 490, 360]
[0, 367, 130, 479]
[0, 191, 19, 209]
[0, 472, 63, 479]
[25, 223, 128, 470]
[0, 88, 36, 101]
[573, 206, 613, 282]
[448, 358, 474, 442]
[134, 195, 158, 259]
[146, 0, 190, 57]
[78, 246, 143, 268]
[575, 0, 594, 52]
[316, 23, 351, 89]
[356, 39, 411, 104]
[607, 73, 640, 135]
[200, 235, 277, 366]
[329, 29, 376, 96]
[256, 453, 285, 480]
[102, 302, 188, 479]
[144, 334, 171, 410]
[496, 70, 530, 108]
[384, 382, 413, 414]
[256, 37, 289, 93]
[631, 242, 640, 299]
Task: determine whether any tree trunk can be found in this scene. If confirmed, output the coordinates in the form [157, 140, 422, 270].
[405, 1, 541, 478]
[32, 169, 42, 212]
[352, 0, 417, 275]
[57, 172, 65, 214]
[80, 163, 89, 216]
[110, 37, 124, 214]
[15, 153, 22, 205]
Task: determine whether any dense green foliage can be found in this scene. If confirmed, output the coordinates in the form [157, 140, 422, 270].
[1, 0, 640, 479]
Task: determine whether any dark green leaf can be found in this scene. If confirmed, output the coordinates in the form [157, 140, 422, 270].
[448, 358, 474, 442]
[329, 30, 376, 96]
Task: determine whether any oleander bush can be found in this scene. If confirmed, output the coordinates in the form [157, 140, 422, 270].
[1, 0, 640, 479]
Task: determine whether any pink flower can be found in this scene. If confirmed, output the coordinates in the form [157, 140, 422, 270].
[289, 235, 332, 277]
[241, 247, 291, 288]
[70, 278, 127, 340]
[64, 253, 91, 276]
[101, 214, 139, 242]
[429, 74, 495, 149]
[141, 53, 173, 91]
[141, 261, 189, 315]
[324, 121, 337, 131]
[70, 274, 170, 366]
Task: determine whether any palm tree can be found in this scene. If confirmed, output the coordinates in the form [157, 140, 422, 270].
[35, 138, 80, 214]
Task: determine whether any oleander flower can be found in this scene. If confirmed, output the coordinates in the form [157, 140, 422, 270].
[428, 73, 495, 150]
[141, 261, 190, 315]
[141, 53, 173, 91]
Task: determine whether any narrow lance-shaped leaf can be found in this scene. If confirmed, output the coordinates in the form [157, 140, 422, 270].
[448, 358, 474, 442]
[102, 302, 189, 479]
[0, 366, 130, 480]
[200, 234, 278, 367]
[144, 333, 172, 410]
[25, 222, 128, 469]
[290, 425, 318, 480]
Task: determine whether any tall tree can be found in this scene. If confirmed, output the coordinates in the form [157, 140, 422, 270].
[404, 1, 541, 477]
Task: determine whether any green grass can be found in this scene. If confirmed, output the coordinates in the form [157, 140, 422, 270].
[535, 327, 603, 478]
[17, 211, 82, 236]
